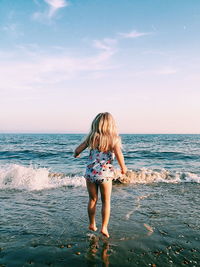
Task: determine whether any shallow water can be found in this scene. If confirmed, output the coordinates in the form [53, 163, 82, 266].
[0, 134, 200, 266]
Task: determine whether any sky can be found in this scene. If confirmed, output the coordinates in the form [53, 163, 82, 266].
[0, 0, 200, 134]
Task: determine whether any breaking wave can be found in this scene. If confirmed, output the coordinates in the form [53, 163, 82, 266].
[0, 164, 199, 191]
[0, 164, 85, 191]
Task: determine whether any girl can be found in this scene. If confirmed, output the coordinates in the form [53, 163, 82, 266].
[74, 112, 127, 238]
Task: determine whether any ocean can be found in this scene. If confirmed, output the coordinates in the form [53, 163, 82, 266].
[0, 134, 199, 266]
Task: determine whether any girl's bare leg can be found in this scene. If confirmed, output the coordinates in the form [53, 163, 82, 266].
[86, 180, 98, 231]
[99, 180, 112, 237]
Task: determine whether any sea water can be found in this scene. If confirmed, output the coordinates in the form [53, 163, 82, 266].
[0, 134, 200, 266]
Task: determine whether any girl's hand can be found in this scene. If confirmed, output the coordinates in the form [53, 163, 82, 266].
[74, 153, 80, 158]
[121, 167, 127, 175]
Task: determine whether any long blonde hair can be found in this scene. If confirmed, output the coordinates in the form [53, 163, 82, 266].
[85, 112, 120, 152]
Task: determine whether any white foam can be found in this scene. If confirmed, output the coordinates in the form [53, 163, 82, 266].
[0, 164, 86, 191]
[0, 164, 199, 191]
[115, 168, 200, 184]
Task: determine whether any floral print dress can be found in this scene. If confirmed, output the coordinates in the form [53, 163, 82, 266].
[84, 149, 115, 184]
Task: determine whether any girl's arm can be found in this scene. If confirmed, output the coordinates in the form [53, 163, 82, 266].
[74, 140, 88, 158]
[113, 142, 127, 174]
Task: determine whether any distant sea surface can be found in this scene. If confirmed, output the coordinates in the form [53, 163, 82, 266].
[0, 134, 200, 266]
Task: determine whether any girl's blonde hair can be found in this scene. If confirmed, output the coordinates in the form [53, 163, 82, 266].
[85, 112, 121, 152]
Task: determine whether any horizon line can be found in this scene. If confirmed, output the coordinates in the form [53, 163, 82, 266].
[0, 132, 200, 135]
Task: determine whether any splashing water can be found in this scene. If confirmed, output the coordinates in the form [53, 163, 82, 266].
[0, 164, 200, 191]
[0, 164, 86, 190]
[114, 168, 200, 184]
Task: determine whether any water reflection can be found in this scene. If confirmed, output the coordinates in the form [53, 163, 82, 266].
[86, 234, 110, 267]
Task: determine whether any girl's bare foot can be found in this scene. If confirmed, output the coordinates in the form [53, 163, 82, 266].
[89, 224, 98, 231]
[101, 227, 110, 238]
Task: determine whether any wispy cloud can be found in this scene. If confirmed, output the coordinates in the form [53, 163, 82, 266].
[93, 38, 117, 55]
[134, 67, 178, 77]
[45, 0, 68, 18]
[92, 30, 151, 55]
[119, 30, 152, 39]
[0, 45, 116, 93]
[2, 23, 17, 32]
[1, 23, 24, 38]
[33, 0, 69, 21]
[92, 29, 152, 57]
[142, 50, 166, 56]
[157, 68, 178, 75]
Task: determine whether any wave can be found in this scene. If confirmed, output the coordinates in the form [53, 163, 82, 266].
[125, 150, 200, 160]
[0, 164, 85, 191]
[0, 164, 199, 191]
[114, 169, 200, 184]
[0, 150, 71, 159]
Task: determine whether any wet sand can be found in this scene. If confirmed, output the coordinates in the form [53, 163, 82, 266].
[0, 183, 200, 267]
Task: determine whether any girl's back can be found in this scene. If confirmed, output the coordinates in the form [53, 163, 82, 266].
[85, 149, 115, 184]
[74, 112, 127, 238]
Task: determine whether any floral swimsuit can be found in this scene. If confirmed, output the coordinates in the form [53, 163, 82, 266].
[84, 149, 115, 184]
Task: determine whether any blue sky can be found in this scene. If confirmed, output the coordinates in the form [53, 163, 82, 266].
[0, 0, 200, 133]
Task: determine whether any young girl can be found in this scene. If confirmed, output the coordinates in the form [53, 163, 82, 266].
[74, 112, 127, 238]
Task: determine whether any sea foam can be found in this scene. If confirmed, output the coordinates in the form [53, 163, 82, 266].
[114, 168, 200, 184]
[0, 164, 85, 191]
[0, 164, 199, 191]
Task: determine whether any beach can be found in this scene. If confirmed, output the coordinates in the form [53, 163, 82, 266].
[0, 134, 200, 266]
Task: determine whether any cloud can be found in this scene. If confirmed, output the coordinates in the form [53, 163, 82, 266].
[157, 68, 178, 75]
[92, 30, 151, 55]
[45, 0, 68, 18]
[1, 23, 24, 38]
[134, 67, 178, 77]
[142, 50, 166, 56]
[92, 29, 152, 56]
[33, 0, 69, 21]
[119, 30, 152, 39]
[93, 38, 117, 54]
[0, 45, 116, 93]
[0, 28, 154, 94]
[2, 23, 17, 32]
